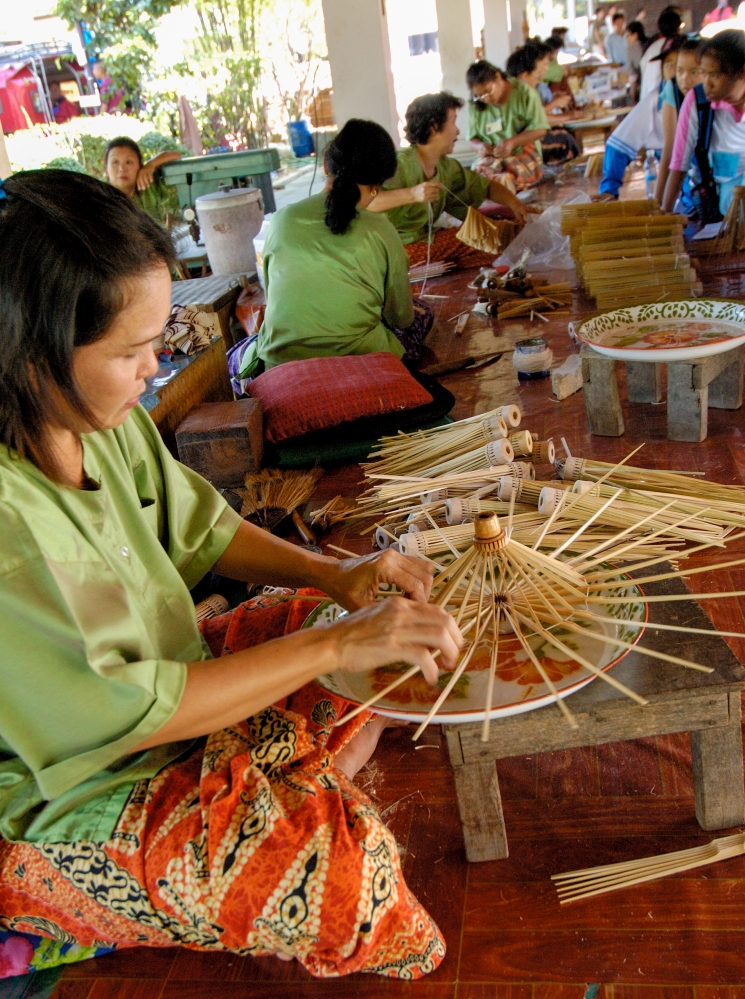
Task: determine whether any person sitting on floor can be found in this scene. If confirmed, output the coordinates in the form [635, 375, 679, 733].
[465, 59, 550, 191]
[234, 119, 433, 385]
[655, 38, 702, 209]
[662, 30, 745, 218]
[104, 136, 182, 227]
[368, 92, 531, 269]
[0, 168, 461, 982]
[511, 43, 581, 165]
[594, 40, 681, 200]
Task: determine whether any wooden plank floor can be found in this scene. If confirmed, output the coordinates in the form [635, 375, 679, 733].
[51, 170, 745, 998]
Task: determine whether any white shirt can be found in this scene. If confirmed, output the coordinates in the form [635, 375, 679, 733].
[640, 37, 664, 99]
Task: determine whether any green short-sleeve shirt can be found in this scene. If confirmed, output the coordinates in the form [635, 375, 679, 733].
[543, 59, 565, 84]
[468, 79, 550, 155]
[257, 191, 413, 368]
[136, 173, 180, 227]
[0, 405, 242, 842]
[382, 145, 490, 245]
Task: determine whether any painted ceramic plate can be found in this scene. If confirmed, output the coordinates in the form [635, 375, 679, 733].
[573, 299, 745, 362]
[304, 578, 646, 724]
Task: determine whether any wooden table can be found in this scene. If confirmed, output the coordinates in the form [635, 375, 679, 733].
[581, 343, 745, 441]
[444, 573, 745, 862]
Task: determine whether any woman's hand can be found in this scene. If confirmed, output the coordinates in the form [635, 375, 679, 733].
[411, 180, 443, 203]
[472, 141, 495, 158]
[330, 597, 463, 683]
[492, 138, 515, 159]
[136, 162, 158, 191]
[317, 549, 435, 611]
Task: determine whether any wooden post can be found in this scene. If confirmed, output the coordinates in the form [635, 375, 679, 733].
[709, 345, 744, 411]
[445, 726, 508, 861]
[691, 692, 745, 831]
[581, 346, 624, 436]
[667, 349, 743, 441]
[626, 360, 662, 403]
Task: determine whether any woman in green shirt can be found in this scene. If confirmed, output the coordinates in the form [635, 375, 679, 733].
[0, 171, 461, 980]
[236, 119, 431, 379]
[466, 59, 549, 191]
[369, 91, 531, 268]
[105, 136, 182, 228]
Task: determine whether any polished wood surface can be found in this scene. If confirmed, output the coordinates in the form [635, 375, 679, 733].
[52, 172, 745, 998]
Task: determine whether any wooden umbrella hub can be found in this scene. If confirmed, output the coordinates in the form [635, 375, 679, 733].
[473, 512, 507, 551]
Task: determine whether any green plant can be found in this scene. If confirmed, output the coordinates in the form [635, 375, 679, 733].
[43, 156, 87, 172]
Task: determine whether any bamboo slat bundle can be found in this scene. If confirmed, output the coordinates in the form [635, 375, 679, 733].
[456, 206, 513, 254]
[364, 409, 510, 477]
[571, 479, 745, 530]
[557, 456, 745, 503]
[692, 186, 745, 257]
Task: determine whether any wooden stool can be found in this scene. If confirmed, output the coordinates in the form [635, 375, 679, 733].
[443, 574, 745, 862]
[581, 344, 745, 442]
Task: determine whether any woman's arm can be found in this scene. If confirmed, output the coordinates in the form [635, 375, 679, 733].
[133, 596, 463, 750]
[487, 179, 532, 223]
[213, 519, 435, 608]
[661, 169, 686, 213]
[494, 128, 548, 158]
[137, 151, 183, 191]
[656, 102, 678, 204]
[368, 181, 442, 213]
[545, 94, 573, 114]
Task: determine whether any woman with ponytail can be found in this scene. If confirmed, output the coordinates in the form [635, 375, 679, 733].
[236, 119, 430, 378]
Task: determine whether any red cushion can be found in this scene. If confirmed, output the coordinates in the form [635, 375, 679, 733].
[248, 353, 434, 444]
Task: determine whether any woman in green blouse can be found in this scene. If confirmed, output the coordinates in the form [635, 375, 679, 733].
[105, 135, 182, 228]
[466, 59, 550, 191]
[369, 92, 531, 267]
[0, 171, 461, 980]
[236, 119, 431, 380]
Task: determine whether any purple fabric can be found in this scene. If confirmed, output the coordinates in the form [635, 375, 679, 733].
[393, 298, 435, 364]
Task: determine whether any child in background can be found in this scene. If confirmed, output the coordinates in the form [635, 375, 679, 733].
[510, 43, 580, 164]
[662, 31, 745, 218]
[655, 38, 702, 207]
[594, 42, 680, 200]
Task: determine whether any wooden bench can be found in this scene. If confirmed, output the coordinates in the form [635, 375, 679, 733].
[581, 343, 745, 442]
[443, 573, 745, 862]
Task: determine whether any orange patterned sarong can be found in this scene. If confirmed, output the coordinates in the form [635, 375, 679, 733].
[0, 592, 445, 979]
[405, 226, 496, 270]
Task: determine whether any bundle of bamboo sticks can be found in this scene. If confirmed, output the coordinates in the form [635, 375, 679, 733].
[562, 200, 701, 309]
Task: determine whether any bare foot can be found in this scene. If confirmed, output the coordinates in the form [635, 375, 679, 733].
[335, 714, 389, 780]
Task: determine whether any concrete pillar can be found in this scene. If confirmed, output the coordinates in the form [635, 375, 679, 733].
[0, 122, 10, 179]
[320, 0, 400, 143]
[435, 0, 475, 138]
[482, 0, 512, 69]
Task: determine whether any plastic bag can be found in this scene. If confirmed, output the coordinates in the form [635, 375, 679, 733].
[494, 191, 590, 275]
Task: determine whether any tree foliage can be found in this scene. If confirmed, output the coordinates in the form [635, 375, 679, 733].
[55, 0, 184, 50]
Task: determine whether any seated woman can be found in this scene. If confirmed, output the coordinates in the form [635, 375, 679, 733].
[0, 170, 462, 981]
[234, 119, 432, 383]
[512, 42, 580, 165]
[369, 92, 530, 268]
[662, 31, 745, 218]
[105, 136, 182, 226]
[655, 38, 702, 209]
[466, 59, 550, 191]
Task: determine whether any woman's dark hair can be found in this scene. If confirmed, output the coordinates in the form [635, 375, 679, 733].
[323, 119, 397, 235]
[658, 6, 682, 38]
[404, 92, 464, 146]
[626, 19, 647, 41]
[545, 35, 564, 52]
[466, 61, 503, 111]
[680, 36, 702, 54]
[506, 42, 550, 78]
[699, 29, 745, 75]
[0, 170, 175, 482]
[104, 136, 143, 168]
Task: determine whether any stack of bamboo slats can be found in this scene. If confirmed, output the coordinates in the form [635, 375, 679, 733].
[562, 199, 702, 310]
